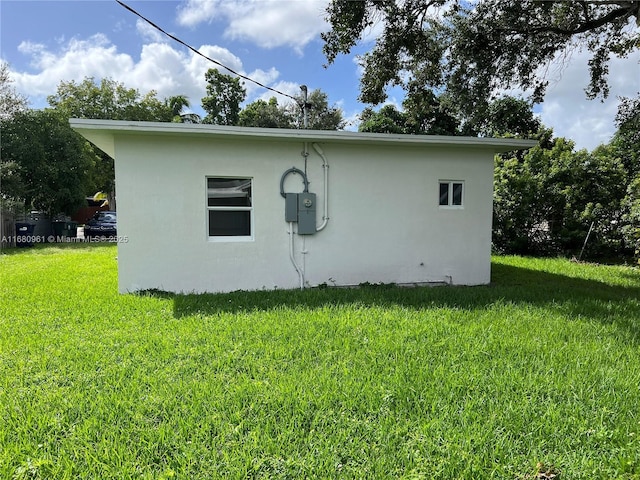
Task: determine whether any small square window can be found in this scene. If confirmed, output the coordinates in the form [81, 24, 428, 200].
[207, 177, 253, 239]
[439, 181, 464, 208]
[452, 182, 463, 206]
[439, 182, 449, 206]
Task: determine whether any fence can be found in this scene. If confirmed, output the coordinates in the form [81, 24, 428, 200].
[0, 210, 16, 247]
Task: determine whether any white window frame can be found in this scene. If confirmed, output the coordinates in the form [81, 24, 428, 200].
[439, 180, 464, 209]
[206, 176, 254, 242]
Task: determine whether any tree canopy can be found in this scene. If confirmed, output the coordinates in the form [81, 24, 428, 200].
[491, 94, 640, 260]
[0, 110, 97, 216]
[167, 95, 201, 124]
[359, 95, 538, 137]
[474, 96, 541, 138]
[288, 89, 346, 130]
[615, 93, 640, 257]
[322, 1, 639, 120]
[202, 69, 247, 125]
[493, 130, 630, 256]
[47, 77, 192, 208]
[0, 62, 28, 120]
[203, 70, 345, 131]
[359, 105, 409, 134]
[238, 97, 292, 128]
[358, 89, 459, 135]
[48, 77, 177, 122]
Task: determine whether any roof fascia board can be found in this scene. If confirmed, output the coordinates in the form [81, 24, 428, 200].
[70, 118, 538, 153]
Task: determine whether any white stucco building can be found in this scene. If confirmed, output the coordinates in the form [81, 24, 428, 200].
[71, 119, 535, 294]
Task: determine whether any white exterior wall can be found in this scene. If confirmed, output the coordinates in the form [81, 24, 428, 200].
[113, 134, 495, 293]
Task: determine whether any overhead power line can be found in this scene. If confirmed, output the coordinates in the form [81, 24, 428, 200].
[115, 0, 300, 105]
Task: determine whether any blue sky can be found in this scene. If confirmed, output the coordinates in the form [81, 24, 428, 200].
[1, 0, 638, 150]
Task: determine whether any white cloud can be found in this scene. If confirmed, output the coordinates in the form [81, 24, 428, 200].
[177, 0, 329, 52]
[125, 43, 187, 94]
[185, 44, 245, 99]
[17, 41, 47, 56]
[538, 48, 640, 151]
[9, 34, 284, 115]
[176, 0, 220, 27]
[188, 44, 244, 76]
[242, 67, 280, 98]
[255, 80, 300, 105]
[136, 19, 166, 44]
[13, 35, 134, 98]
[342, 108, 361, 131]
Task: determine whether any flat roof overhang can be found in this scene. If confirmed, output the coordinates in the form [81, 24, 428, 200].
[70, 118, 538, 159]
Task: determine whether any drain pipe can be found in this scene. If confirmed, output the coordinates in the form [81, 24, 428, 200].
[312, 143, 330, 231]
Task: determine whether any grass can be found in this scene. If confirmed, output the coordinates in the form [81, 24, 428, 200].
[1, 244, 640, 479]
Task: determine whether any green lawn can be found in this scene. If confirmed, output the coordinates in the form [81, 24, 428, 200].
[1, 244, 639, 479]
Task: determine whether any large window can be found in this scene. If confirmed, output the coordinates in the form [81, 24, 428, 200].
[207, 177, 253, 239]
[439, 181, 464, 208]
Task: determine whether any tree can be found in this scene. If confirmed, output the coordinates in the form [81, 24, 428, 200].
[471, 96, 541, 138]
[48, 77, 175, 121]
[359, 105, 408, 134]
[359, 95, 537, 136]
[623, 175, 640, 260]
[493, 129, 566, 255]
[238, 97, 293, 128]
[0, 61, 28, 120]
[166, 95, 201, 124]
[201, 69, 246, 125]
[322, 1, 639, 121]
[616, 94, 640, 259]
[493, 128, 630, 258]
[402, 87, 458, 135]
[359, 89, 459, 135]
[612, 94, 640, 176]
[0, 110, 97, 216]
[233, 88, 344, 131]
[288, 88, 345, 130]
[47, 77, 187, 209]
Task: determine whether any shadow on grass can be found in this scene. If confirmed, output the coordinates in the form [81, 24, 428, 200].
[138, 262, 640, 343]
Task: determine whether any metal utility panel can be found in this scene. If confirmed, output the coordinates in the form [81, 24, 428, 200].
[285, 193, 298, 222]
[297, 192, 316, 235]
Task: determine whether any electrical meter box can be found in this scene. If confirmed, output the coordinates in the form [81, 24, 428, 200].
[284, 192, 316, 235]
[297, 192, 316, 235]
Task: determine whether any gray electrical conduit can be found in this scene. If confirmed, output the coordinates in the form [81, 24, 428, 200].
[279, 167, 308, 198]
[312, 143, 329, 231]
[281, 167, 307, 289]
[288, 222, 304, 290]
[283, 144, 329, 289]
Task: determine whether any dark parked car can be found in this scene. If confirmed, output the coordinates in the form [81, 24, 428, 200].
[84, 211, 116, 239]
